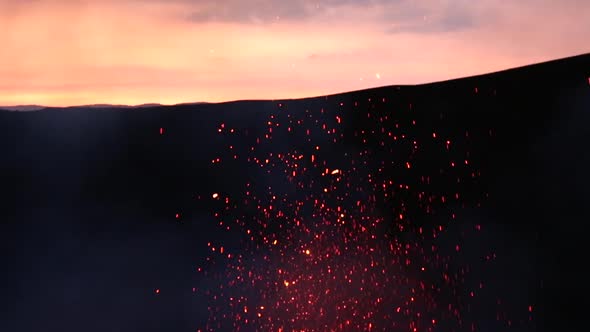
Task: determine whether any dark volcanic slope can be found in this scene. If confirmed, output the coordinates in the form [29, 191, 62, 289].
[1, 54, 589, 332]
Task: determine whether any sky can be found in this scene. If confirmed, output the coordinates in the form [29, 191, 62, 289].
[1, 0, 589, 106]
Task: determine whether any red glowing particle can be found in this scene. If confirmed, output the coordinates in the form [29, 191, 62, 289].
[529, 305, 533, 312]
[196, 93, 503, 330]
[175, 213, 180, 219]
[159, 127, 164, 135]
[155, 289, 160, 294]
[212, 193, 219, 199]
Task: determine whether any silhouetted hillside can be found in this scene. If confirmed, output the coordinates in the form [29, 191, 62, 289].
[0, 105, 46, 112]
[1, 54, 589, 332]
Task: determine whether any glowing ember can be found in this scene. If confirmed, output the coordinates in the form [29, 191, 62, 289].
[191, 91, 517, 331]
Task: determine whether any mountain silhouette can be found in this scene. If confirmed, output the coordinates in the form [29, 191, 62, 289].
[1, 53, 589, 332]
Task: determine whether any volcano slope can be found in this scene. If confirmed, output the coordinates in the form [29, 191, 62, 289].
[1, 54, 589, 331]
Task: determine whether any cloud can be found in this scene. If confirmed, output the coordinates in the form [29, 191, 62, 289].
[180, 0, 396, 24]
[179, 0, 481, 35]
[379, 0, 483, 34]
[183, 0, 310, 23]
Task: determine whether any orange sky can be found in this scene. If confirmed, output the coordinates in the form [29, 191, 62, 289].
[1, 0, 589, 106]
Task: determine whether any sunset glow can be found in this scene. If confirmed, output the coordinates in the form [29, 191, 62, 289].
[1, 0, 589, 106]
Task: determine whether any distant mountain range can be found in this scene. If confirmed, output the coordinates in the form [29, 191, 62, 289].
[0, 102, 210, 112]
[0, 105, 47, 111]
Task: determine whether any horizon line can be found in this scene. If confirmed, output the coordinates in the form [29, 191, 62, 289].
[2, 52, 588, 110]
